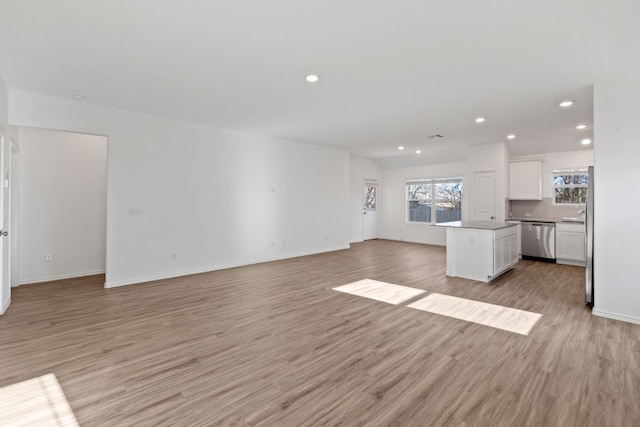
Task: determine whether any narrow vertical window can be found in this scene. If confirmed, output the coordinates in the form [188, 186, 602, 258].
[365, 184, 377, 211]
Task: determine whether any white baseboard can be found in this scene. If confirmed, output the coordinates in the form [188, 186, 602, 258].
[19, 270, 105, 286]
[380, 236, 446, 247]
[1, 298, 10, 315]
[556, 259, 586, 267]
[104, 245, 350, 289]
[592, 309, 640, 326]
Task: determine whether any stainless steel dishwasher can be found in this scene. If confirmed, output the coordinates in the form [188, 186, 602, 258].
[521, 221, 556, 261]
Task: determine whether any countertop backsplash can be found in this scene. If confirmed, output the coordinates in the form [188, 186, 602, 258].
[509, 198, 585, 221]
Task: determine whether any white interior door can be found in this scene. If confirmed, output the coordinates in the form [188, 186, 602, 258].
[474, 171, 496, 221]
[362, 181, 378, 240]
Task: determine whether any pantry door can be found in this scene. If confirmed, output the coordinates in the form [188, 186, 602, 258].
[474, 171, 496, 221]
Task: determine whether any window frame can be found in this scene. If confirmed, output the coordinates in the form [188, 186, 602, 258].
[406, 177, 463, 225]
[552, 168, 588, 206]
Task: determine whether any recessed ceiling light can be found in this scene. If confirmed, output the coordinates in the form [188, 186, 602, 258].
[581, 139, 592, 145]
[73, 94, 85, 101]
[475, 117, 486, 123]
[416, 150, 422, 154]
[305, 74, 319, 83]
[397, 146, 404, 150]
[507, 134, 516, 140]
[576, 124, 587, 130]
[559, 100, 574, 108]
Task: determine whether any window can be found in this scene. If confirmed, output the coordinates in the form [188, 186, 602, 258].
[364, 183, 377, 211]
[407, 177, 463, 224]
[553, 169, 588, 204]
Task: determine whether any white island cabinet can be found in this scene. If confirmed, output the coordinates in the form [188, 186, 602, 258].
[505, 220, 522, 259]
[440, 221, 519, 282]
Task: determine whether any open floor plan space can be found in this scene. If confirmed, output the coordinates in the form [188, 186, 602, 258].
[0, 240, 639, 426]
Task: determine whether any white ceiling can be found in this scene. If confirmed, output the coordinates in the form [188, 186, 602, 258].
[1, 0, 638, 167]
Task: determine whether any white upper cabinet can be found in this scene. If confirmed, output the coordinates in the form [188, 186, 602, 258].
[509, 160, 542, 200]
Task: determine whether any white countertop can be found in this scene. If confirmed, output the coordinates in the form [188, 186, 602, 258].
[437, 221, 519, 230]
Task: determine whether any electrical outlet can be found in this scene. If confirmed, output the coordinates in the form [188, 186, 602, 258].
[46, 254, 52, 262]
[128, 208, 144, 216]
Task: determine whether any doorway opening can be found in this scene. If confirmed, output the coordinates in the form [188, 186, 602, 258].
[15, 127, 107, 287]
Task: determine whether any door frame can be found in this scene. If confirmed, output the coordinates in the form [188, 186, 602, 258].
[10, 139, 19, 287]
[0, 130, 9, 314]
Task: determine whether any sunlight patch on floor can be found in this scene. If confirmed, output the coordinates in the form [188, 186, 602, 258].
[0, 373, 78, 426]
[333, 279, 426, 305]
[408, 293, 542, 335]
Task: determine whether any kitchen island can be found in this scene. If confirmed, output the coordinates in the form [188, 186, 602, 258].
[438, 221, 519, 282]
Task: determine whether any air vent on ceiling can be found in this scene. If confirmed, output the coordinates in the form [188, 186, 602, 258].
[426, 134, 444, 139]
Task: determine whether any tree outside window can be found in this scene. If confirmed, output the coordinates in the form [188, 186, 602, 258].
[407, 178, 463, 224]
[553, 170, 588, 204]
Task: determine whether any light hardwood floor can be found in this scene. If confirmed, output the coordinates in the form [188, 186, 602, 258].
[0, 240, 639, 426]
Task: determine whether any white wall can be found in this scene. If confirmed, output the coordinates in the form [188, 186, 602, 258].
[511, 150, 594, 198]
[464, 142, 509, 222]
[592, 80, 640, 324]
[18, 127, 107, 284]
[0, 78, 7, 134]
[9, 90, 350, 288]
[0, 74, 9, 314]
[380, 162, 466, 246]
[349, 156, 382, 243]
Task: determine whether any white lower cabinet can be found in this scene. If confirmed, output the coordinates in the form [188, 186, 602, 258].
[556, 223, 586, 266]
